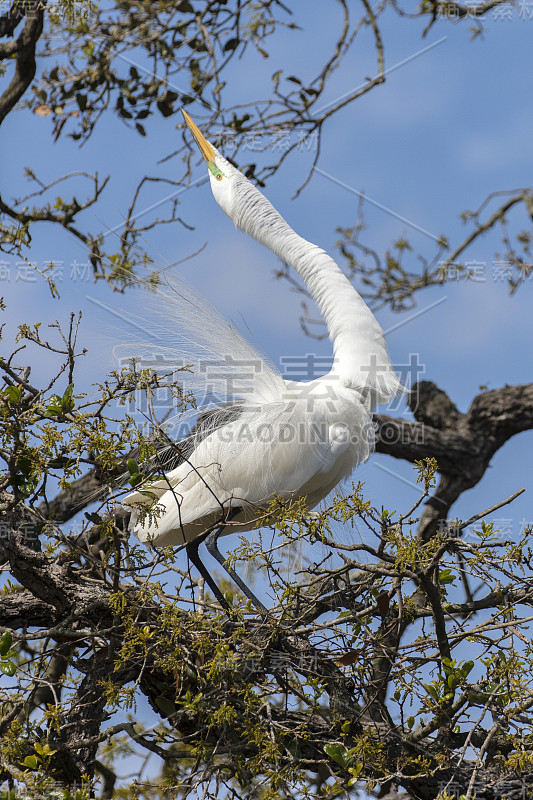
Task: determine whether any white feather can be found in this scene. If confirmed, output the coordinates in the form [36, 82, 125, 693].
[113, 275, 285, 419]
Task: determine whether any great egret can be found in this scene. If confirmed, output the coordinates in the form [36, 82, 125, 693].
[124, 110, 401, 611]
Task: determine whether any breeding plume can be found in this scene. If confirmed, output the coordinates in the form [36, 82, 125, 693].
[124, 110, 401, 610]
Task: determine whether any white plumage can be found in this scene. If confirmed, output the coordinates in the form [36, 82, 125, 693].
[124, 111, 401, 556]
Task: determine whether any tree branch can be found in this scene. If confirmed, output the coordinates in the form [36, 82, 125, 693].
[375, 380, 533, 539]
[0, 2, 45, 127]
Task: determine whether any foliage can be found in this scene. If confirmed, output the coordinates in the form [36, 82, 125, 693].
[0, 314, 532, 799]
[0, 2, 532, 799]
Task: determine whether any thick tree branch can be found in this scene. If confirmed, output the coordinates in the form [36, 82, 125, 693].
[0, 590, 57, 629]
[0, 3, 45, 126]
[375, 380, 533, 539]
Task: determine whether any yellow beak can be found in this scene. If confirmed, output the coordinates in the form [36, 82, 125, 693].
[182, 109, 215, 164]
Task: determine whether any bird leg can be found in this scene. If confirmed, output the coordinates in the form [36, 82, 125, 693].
[186, 536, 230, 611]
[204, 519, 268, 613]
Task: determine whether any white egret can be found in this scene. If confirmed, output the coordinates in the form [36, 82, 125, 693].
[124, 110, 401, 611]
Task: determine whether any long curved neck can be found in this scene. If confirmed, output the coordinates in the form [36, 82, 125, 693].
[229, 177, 400, 406]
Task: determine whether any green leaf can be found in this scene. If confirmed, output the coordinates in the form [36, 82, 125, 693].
[0, 632, 12, 657]
[347, 762, 363, 786]
[62, 383, 74, 411]
[324, 742, 348, 768]
[0, 660, 16, 677]
[45, 393, 64, 416]
[439, 568, 456, 585]
[3, 385, 22, 404]
[23, 755, 39, 769]
[407, 716, 415, 729]
[127, 458, 139, 475]
[447, 674, 458, 689]
[423, 683, 438, 700]
[13, 477, 39, 499]
[34, 742, 56, 757]
[461, 660, 474, 678]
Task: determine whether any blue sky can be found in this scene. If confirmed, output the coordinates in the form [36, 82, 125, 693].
[2, 3, 532, 561]
[2, 2, 533, 791]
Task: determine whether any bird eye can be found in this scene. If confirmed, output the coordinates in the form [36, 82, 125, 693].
[216, 173, 223, 181]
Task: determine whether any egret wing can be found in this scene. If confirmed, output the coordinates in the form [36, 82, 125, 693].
[128, 395, 372, 545]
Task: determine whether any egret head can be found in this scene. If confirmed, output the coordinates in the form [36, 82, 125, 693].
[182, 109, 290, 251]
[182, 109, 240, 219]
